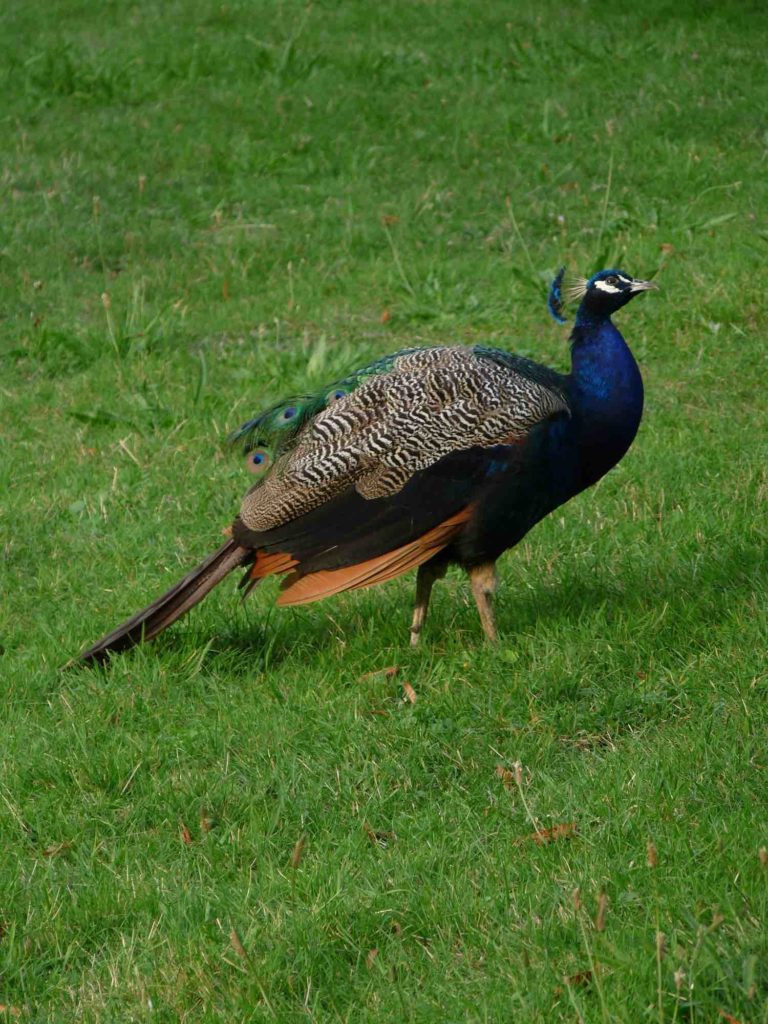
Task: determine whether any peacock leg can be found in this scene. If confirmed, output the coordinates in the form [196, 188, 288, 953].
[469, 562, 498, 643]
[410, 560, 447, 647]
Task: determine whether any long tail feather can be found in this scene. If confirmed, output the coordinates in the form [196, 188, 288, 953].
[71, 540, 253, 667]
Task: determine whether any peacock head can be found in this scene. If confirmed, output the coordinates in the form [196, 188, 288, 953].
[548, 267, 657, 325]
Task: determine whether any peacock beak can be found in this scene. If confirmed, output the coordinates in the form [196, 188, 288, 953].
[629, 278, 659, 293]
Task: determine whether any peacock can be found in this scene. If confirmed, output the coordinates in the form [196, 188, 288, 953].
[74, 267, 656, 665]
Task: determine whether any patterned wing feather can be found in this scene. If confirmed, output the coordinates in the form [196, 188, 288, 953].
[228, 392, 323, 459]
[228, 347, 424, 456]
[239, 346, 569, 532]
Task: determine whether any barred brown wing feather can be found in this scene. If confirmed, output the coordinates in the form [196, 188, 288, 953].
[239, 346, 568, 532]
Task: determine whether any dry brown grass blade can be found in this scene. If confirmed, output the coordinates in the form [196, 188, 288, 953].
[230, 928, 249, 962]
[595, 891, 608, 932]
[290, 835, 306, 869]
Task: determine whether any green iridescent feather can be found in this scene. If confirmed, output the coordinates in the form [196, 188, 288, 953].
[227, 347, 424, 457]
[228, 343, 568, 463]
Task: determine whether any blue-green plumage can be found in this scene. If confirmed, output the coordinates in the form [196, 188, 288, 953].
[229, 267, 653, 639]
[460, 271, 651, 569]
[74, 267, 655, 664]
[228, 348, 423, 457]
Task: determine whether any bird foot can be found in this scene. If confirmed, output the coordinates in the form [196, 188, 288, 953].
[469, 562, 498, 643]
[408, 560, 447, 648]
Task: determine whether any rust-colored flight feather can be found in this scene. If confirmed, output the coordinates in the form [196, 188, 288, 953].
[275, 507, 472, 606]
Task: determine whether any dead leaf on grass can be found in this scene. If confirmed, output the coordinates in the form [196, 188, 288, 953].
[363, 822, 396, 848]
[515, 822, 577, 846]
[567, 968, 593, 988]
[42, 842, 72, 858]
[358, 665, 400, 682]
[554, 967, 595, 997]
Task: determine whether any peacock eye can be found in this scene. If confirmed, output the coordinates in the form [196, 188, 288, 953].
[246, 448, 272, 475]
[604, 275, 619, 286]
[326, 388, 347, 403]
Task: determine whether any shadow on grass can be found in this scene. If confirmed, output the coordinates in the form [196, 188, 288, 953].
[504, 538, 764, 641]
[192, 539, 765, 675]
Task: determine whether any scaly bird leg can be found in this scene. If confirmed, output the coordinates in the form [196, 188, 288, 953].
[410, 560, 447, 647]
[469, 562, 498, 643]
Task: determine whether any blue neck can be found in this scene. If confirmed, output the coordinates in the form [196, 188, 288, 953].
[567, 314, 644, 487]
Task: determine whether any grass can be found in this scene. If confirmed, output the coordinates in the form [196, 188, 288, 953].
[1, 0, 767, 1019]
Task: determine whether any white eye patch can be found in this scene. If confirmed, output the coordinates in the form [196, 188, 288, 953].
[593, 275, 631, 294]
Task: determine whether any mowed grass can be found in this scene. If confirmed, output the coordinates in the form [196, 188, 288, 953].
[1, 0, 767, 1019]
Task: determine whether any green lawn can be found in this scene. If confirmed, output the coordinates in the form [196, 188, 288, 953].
[1, 1, 767, 1020]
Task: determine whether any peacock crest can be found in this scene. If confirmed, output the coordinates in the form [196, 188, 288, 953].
[547, 267, 589, 324]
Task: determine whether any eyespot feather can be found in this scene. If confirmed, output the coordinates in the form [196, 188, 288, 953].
[245, 447, 273, 477]
[228, 346, 433, 457]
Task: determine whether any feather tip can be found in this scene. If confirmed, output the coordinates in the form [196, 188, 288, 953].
[547, 267, 568, 324]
